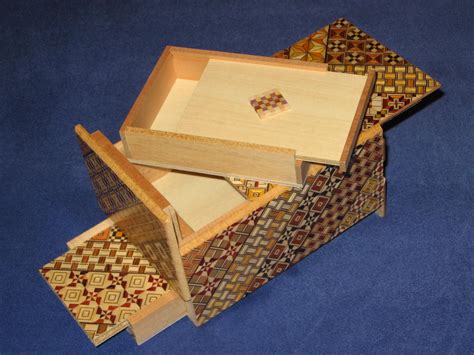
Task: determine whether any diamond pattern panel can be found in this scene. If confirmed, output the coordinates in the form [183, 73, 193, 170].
[273, 17, 440, 130]
[40, 227, 168, 346]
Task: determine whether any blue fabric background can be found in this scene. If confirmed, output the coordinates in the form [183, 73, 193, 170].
[1, 0, 472, 353]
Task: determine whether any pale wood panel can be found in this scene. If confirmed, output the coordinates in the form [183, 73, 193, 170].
[123, 127, 300, 187]
[150, 79, 198, 131]
[152, 171, 246, 231]
[175, 59, 369, 165]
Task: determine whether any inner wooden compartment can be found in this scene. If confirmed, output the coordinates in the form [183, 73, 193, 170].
[139, 164, 246, 237]
[128, 48, 369, 166]
[114, 141, 248, 238]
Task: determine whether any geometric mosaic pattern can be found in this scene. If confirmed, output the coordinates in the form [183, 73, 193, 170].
[40, 227, 168, 346]
[226, 177, 274, 201]
[273, 18, 441, 130]
[249, 89, 290, 119]
[187, 209, 263, 316]
[77, 136, 139, 215]
[183, 132, 386, 324]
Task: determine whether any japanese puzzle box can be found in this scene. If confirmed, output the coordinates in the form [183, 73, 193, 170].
[40, 18, 441, 347]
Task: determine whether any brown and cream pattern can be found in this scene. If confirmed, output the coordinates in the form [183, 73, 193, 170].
[40, 227, 169, 346]
[183, 133, 386, 324]
[273, 18, 441, 130]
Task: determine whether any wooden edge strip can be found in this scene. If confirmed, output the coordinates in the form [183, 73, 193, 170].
[123, 126, 296, 155]
[339, 70, 376, 172]
[127, 290, 187, 345]
[158, 207, 192, 301]
[66, 218, 115, 249]
[168, 46, 328, 72]
[180, 184, 289, 255]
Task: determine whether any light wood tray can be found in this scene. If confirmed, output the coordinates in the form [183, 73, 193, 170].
[120, 47, 375, 187]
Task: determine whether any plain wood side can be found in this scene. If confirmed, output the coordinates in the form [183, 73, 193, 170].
[123, 127, 301, 187]
[121, 46, 177, 130]
[339, 70, 376, 172]
[169, 46, 328, 72]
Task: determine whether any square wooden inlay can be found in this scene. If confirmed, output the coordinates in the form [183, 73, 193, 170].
[249, 89, 290, 119]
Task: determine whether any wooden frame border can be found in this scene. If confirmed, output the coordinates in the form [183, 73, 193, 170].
[339, 70, 376, 172]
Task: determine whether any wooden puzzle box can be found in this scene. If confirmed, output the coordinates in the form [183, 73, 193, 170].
[40, 18, 441, 346]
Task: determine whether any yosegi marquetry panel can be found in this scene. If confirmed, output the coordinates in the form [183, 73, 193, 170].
[40, 227, 169, 346]
[273, 18, 441, 130]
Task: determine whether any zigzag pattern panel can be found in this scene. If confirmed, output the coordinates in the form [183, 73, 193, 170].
[273, 18, 440, 130]
[40, 227, 169, 346]
[182, 134, 385, 324]
[187, 209, 263, 316]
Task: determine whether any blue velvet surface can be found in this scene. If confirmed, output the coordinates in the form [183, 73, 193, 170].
[1, 1, 472, 353]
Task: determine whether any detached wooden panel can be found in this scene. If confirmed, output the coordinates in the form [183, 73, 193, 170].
[40, 225, 170, 346]
[123, 127, 300, 186]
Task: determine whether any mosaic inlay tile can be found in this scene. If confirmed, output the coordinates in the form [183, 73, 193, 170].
[249, 89, 290, 119]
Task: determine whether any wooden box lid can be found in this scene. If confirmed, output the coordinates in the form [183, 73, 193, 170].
[120, 47, 375, 187]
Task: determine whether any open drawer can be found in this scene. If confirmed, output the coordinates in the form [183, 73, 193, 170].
[120, 47, 375, 186]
